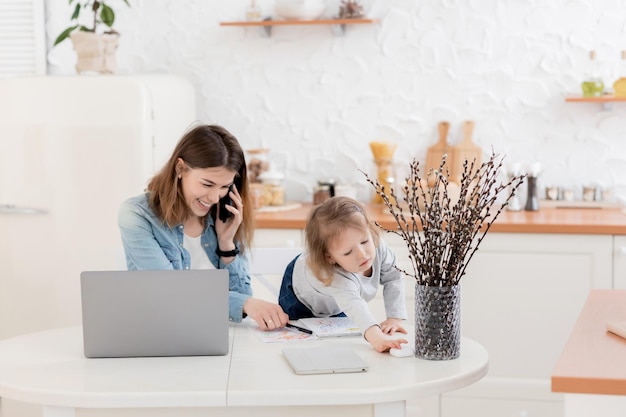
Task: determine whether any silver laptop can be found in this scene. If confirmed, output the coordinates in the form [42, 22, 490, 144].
[282, 346, 369, 375]
[80, 269, 229, 358]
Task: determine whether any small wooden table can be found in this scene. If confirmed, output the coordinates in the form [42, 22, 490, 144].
[552, 290, 626, 417]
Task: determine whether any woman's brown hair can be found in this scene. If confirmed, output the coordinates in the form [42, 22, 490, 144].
[147, 124, 254, 251]
[305, 196, 379, 285]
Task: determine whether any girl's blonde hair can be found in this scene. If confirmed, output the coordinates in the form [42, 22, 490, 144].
[305, 196, 379, 285]
[147, 124, 254, 252]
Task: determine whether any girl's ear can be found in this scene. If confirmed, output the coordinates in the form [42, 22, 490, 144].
[325, 252, 335, 265]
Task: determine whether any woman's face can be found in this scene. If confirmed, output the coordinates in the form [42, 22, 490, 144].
[179, 161, 237, 219]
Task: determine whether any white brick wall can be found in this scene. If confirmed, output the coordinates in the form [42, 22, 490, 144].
[44, 0, 626, 204]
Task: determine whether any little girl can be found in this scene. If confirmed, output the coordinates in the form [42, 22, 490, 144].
[278, 196, 408, 353]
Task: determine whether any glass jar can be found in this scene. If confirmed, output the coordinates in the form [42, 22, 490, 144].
[313, 184, 331, 205]
[334, 184, 357, 199]
[249, 183, 265, 209]
[245, 0, 262, 21]
[258, 169, 285, 206]
[263, 184, 285, 206]
[246, 148, 270, 184]
[581, 50, 604, 97]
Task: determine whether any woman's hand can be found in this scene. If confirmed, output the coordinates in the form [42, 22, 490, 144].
[364, 325, 408, 353]
[243, 297, 290, 331]
[214, 184, 244, 256]
[380, 318, 407, 335]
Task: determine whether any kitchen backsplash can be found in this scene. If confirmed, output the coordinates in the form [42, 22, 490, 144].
[45, 0, 626, 204]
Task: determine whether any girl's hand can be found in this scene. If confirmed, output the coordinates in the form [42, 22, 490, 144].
[364, 325, 409, 353]
[380, 318, 407, 335]
[214, 184, 244, 255]
[373, 338, 409, 353]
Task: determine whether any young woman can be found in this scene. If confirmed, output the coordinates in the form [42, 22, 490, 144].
[118, 124, 288, 330]
[278, 196, 408, 352]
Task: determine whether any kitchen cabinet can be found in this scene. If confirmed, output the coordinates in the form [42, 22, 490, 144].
[254, 228, 304, 248]
[442, 393, 563, 417]
[439, 232, 612, 417]
[254, 227, 616, 417]
[613, 235, 626, 289]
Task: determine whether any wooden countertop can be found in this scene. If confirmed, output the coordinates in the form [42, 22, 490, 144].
[254, 203, 626, 235]
[552, 290, 626, 395]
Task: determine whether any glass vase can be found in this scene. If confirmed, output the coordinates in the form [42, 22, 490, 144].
[414, 284, 461, 360]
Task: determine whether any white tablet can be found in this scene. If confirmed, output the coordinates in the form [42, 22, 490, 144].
[282, 346, 369, 375]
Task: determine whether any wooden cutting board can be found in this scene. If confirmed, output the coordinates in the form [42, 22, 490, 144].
[425, 121, 452, 186]
[450, 120, 482, 183]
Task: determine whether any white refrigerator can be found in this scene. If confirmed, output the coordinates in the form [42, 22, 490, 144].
[0, 74, 197, 340]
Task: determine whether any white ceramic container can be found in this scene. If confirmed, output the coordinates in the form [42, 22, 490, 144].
[274, 0, 326, 20]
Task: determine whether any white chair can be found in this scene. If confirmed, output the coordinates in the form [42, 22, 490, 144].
[247, 247, 303, 302]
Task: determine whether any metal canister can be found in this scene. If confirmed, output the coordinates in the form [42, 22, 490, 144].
[317, 179, 336, 196]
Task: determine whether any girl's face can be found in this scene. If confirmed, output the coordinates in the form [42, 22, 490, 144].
[326, 225, 376, 276]
[178, 161, 236, 219]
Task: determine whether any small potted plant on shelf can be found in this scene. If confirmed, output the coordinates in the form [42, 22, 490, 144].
[364, 152, 524, 360]
[53, 0, 131, 74]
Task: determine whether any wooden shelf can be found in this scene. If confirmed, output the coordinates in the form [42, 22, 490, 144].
[220, 17, 379, 36]
[565, 94, 626, 110]
[565, 95, 626, 103]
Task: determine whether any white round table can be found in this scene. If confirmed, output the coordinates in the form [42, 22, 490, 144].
[0, 325, 488, 417]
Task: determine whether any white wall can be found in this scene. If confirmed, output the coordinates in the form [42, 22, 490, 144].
[45, 0, 626, 203]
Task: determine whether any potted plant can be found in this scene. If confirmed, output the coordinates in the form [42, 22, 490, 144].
[365, 152, 524, 359]
[53, 0, 131, 74]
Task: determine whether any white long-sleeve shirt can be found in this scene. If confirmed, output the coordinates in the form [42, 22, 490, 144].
[291, 238, 407, 333]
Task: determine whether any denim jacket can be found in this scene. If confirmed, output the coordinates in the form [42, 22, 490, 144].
[118, 193, 252, 322]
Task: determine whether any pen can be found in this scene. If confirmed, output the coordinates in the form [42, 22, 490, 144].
[285, 323, 313, 335]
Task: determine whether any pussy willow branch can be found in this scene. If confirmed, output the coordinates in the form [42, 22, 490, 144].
[363, 152, 525, 287]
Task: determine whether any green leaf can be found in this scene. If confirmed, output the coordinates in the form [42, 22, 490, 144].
[53, 25, 79, 46]
[100, 4, 115, 27]
[70, 3, 81, 20]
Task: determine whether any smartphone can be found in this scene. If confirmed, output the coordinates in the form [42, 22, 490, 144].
[218, 184, 234, 222]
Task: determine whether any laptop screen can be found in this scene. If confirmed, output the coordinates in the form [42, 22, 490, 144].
[80, 269, 229, 358]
